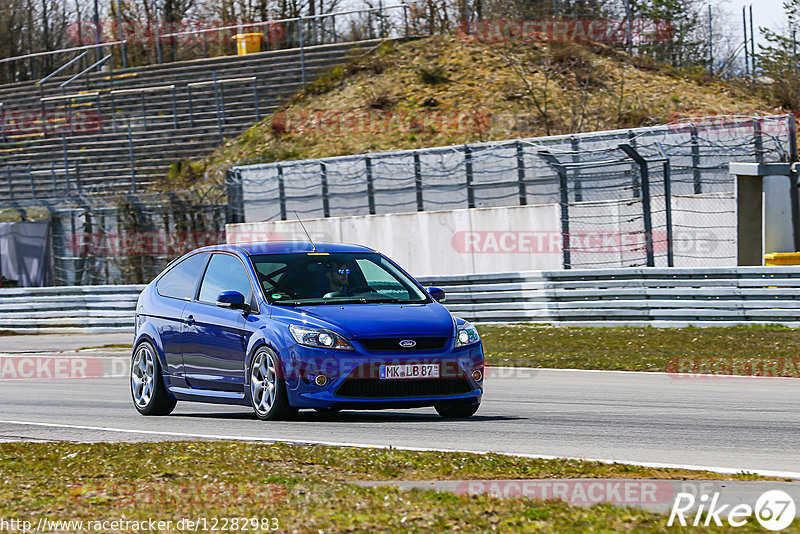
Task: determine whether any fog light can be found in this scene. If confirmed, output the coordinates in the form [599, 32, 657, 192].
[471, 369, 483, 381]
[314, 375, 328, 386]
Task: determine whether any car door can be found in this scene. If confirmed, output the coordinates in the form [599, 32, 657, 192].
[182, 252, 255, 392]
[151, 252, 210, 378]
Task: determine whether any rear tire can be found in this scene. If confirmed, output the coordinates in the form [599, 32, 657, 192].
[131, 341, 177, 416]
[249, 347, 295, 421]
[435, 401, 480, 419]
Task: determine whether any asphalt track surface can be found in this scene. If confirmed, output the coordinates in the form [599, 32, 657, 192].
[0, 334, 798, 478]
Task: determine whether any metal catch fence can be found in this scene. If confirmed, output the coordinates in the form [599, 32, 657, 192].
[228, 114, 795, 270]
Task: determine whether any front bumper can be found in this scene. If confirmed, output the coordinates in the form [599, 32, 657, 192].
[281, 339, 484, 409]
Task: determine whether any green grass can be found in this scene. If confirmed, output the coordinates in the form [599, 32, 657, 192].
[71, 324, 800, 376]
[0, 442, 786, 532]
[479, 324, 800, 374]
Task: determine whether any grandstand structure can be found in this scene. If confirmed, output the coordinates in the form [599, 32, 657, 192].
[0, 37, 385, 201]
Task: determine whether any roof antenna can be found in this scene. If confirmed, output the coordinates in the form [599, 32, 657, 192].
[294, 211, 316, 252]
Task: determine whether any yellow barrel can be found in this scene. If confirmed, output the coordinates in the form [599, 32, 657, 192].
[234, 33, 263, 55]
[764, 252, 800, 265]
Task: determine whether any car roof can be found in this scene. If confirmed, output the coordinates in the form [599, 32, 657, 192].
[192, 241, 377, 256]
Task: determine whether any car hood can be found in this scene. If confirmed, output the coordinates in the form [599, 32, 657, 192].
[270, 302, 455, 339]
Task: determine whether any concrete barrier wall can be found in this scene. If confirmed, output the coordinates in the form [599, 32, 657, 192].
[227, 195, 737, 277]
[227, 203, 564, 277]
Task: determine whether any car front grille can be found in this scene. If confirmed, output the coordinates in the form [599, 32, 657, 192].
[335, 362, 472, 399]
[358, 337, 449, 352]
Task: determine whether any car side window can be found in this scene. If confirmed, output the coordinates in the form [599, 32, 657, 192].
[156, 253, 209, 300]
[356, 258, 413, 300]
[198, 254, 253, 304]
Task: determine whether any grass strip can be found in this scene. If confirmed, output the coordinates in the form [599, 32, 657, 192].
[479, 324, 800, 374]
[0, 441, 786, 533]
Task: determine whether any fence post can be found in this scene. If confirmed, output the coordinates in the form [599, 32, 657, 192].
[298, 15, 307, 90]
[538, 150, 571, 269]
[464, 145, 475, 208]
[660, 149, 674, 267]
[277, 164, 287, 220]
[203, 31, 209, 58]
[570, 136, 582, 202]
[320, 161, 330, 217]
[754, 117, 764, 162]
[628, 130, 640, 197]
[788, 114, 800, 251]
[619, 144, 655, 267]
[515, 140, 527, 205]
[365, 156, 376, 214]
[127, 124, 136, 193]
[690, 124, 701, 194]
[116, 0, 127, 68]
[225, 169, 245, 224]
[403, 2, 409, 38]
[379, 0, 385, 38]
[156, 23, 163, 64]
[413, 151, 424, 211]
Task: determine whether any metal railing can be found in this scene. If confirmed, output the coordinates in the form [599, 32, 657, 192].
[417, 267, 800, 326]
[5, 266, 800, 332]
[1, 3, 410, 85]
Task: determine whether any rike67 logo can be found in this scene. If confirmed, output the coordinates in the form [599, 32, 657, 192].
[668, 490, 796, 531]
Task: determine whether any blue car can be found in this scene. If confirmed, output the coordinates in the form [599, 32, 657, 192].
[131, 242, 484, 420]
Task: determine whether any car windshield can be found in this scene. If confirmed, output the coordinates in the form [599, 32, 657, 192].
[249, 252, 430, 305]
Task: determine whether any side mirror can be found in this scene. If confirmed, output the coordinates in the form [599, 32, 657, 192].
[427, 286, 446, 302]
[216, 290, 249, 312]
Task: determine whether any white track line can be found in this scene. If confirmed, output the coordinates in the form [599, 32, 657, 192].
[0, 419, 798, 480]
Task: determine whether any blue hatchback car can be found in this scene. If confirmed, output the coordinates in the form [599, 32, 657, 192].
[131, 242, 484, 420]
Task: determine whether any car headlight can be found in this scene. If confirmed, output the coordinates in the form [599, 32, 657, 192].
[455, 321, 480, 348]
[289, 324, 354, 350]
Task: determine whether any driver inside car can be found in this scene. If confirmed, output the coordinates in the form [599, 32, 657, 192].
[321, 262, 352, 297]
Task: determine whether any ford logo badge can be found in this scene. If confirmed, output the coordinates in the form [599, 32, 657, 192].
[399, 339, 417, 348]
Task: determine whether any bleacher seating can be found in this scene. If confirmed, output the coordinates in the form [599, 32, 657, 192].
[0, 39, 383, 200]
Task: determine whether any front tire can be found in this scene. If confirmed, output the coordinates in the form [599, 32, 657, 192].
[249, 347, 294, 421]
[435, 401, 480, 419]
[131, 341, 176, 416]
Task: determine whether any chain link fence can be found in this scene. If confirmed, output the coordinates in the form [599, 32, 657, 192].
[1, 114, 793, 285]
[1, 187, 230, 286]
[229, 114, 796, 269]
